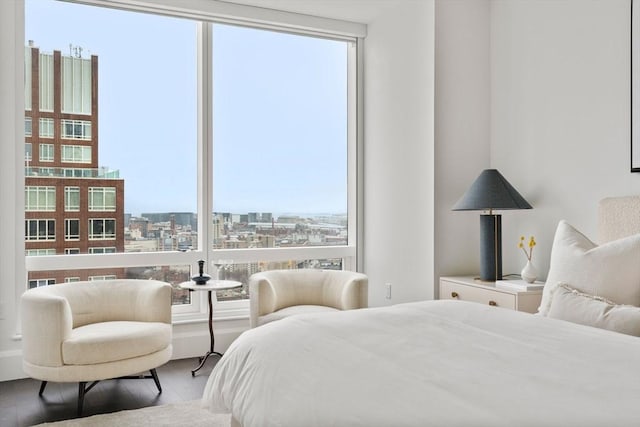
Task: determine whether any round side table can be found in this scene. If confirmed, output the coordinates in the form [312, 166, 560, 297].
[179, 280, 242, 376]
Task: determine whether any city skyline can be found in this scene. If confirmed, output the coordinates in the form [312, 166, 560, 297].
[25, 0, 348, 217]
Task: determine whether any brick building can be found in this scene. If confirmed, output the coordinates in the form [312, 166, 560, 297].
[24, 42, 125, 286]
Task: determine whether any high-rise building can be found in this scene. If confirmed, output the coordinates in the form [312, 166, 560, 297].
[24, 43, 125, 286]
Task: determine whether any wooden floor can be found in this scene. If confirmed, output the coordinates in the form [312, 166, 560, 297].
[0, 357, 217, 427]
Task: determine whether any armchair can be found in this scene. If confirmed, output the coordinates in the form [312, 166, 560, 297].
[20, 279, 173, 415]
[249, 269, 368, 328]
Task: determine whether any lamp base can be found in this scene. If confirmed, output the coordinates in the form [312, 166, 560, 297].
[479, 214, 502, 281]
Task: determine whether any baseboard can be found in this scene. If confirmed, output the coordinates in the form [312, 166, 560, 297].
[0, 318, 249, 382]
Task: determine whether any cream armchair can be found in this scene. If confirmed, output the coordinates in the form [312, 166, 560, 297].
[249, 269, 368, 328]
[20, 279, 173, 415]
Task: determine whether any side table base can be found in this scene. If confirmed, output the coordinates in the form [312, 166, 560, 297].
[191, 351, 223, 376]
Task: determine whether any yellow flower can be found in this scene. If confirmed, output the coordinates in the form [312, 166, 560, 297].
[518, 235, 536, 261]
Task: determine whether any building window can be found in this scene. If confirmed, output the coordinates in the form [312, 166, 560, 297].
[64, 186, 80, 211]
[65, 219, 80, 241]
[89, 275, 117, 281]
[39, 118, 54, 138]
[26, 248, 56, 256]
[25, 143, 32, 161]
[39, 143, 54, 162]
[28, 278, 55, 289]
[39, 52, 54, 111]
[89, 219, 116, 240]
[89, 187, 116, 211]
[64, 248, 80, 255]
[65, 277, 80, 282]
[25, 219, 55, 241]
[25, 186, 55, 211]
[62, 55, 92, 114]
[25, 117, 32, 136]
[61, 119, 91, 140]
[61, 145, 91, 163]
[89, 247, 116, 254]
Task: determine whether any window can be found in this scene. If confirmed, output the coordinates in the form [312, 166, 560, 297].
[89, 275, 117, 281]
[62, 54, 91, 114]
[60, 119, 91, 140]
[39, 117, 54, 138]
[64, 248, 80, 255]
[89, 247, 116, 254]
[26, 248, 55, 256]
[39, 143, 54, 161]
[25, 219, 55, 241]
[25, 143, 32, 161]
[61, 144, 91, 163]
[89, 187, 116, 211]
[64, 186, 80, 211]
[39, 52, 54, 111]
[65, 277, 80, 282]
[22, 0, 359, 319]
[28, 278, 55, 289]
[65, 219, 79, 240]
[89, 219, 116, 239]
[25, 117, 32, 136]
[25, 186, 55, 211]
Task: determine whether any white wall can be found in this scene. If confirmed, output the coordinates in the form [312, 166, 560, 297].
[364, 0, 435, 306]
[0, 0, 27, 381]
[434, 0, 491, 292]
[491, 0, 640, 279]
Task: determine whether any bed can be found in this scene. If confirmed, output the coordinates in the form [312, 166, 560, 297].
[202, 196, 640, 427]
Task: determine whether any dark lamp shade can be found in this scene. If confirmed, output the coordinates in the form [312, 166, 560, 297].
[452, 169, 532, 211]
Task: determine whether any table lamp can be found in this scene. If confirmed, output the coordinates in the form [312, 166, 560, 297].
[452, 169, 532, 281]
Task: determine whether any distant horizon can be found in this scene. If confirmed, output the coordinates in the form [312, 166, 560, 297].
[127, 211, 348, 218]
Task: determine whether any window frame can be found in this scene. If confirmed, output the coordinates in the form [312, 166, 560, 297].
[61, 144, 91, 163]
[64, 218, 80, 241]
[88, 187, 116, 212]
[25, 218, 55, 241]
[19, 0, 364, 324]
[25, 185, 55, 211]
[39, 143, 54, 162]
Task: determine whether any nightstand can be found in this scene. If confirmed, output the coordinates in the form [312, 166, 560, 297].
[439, 276, 542, 313]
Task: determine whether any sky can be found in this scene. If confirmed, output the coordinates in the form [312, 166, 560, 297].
[25, 0, 348, 217]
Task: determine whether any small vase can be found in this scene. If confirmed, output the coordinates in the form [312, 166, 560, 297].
[521, 260, 537, 284]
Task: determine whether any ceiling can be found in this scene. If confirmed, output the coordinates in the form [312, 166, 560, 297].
[218, 0, 404, 24]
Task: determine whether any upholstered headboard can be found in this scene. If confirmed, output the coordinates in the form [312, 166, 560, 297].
[597, 196, 640, 243]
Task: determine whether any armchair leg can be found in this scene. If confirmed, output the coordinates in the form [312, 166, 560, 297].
[77, 380, 99, 416]
[38, 381, 47, 396]
[150, 368, 162, 393]
[77, 382, 87, 416]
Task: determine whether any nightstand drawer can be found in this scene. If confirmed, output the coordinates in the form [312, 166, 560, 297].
[440, 280, 516, 310]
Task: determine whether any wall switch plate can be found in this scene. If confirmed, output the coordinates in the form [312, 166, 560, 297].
[385, 283, 392, 299]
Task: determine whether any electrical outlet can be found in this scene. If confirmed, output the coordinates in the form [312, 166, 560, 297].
[385, 283, 392, 299]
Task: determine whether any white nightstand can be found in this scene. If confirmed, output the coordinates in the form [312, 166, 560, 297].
[439, 276, 543, 313]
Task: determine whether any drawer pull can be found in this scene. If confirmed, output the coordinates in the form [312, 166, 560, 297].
[488, 300, 497, 306]
[451, 292, 459, 299]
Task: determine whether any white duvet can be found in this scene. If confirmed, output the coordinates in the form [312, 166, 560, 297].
[202, 300, 640, 427]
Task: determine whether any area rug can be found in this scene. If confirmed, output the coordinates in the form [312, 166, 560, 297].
[34, 400, 230, 427]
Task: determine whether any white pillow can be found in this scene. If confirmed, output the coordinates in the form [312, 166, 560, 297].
[547, 283, 640, 336]
[538, 220, 640, 316]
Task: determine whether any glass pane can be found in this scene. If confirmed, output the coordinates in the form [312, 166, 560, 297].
[27, 265, 191, 305]
[212, 24, 348, 250]
[25, 0, 197, 255]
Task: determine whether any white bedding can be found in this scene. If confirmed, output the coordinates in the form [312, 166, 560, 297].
[202, 300, 640, 427]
